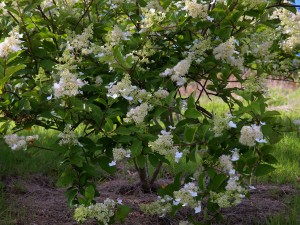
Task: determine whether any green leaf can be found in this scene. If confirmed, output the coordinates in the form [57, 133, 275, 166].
[185, 108, 202, 119]
[187, 95, 196, 108]
[261, 125, 282, 144]
[98, 156, 116, 174]
[6, 64, 26, 77]
[57, 170, 77, 186]
[209, 174, 227, 191]
[89, 104, 103, 125]
[198, 173, 206, 190]
[254, 164, 276, 176]
[131, 140, 142, 157]
[137, 0, 147, 7]
[18, 98, 31, 111]
[148, 153, 159, 167]
[103, 118, 115, 132]
[136, 155, 145, 168]
[116, 126, 132, 135]
[184, 125, 198, 143]
[262, 154, 278, 164]
[114, 205, 131, 223]
[113, 46, 130, 70]
[70, 155, 84, 167]
[65, 188, 78, 206]
[85, 185, 95, 201]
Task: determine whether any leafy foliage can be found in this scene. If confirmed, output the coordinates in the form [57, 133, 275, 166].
[0, 0, 299, 224]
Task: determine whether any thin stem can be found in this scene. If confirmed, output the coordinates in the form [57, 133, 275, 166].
[32, 145, 55, 151]
[150, 161, 163, 185]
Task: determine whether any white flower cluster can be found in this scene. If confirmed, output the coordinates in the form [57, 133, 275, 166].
[271, 9, 300, 53]
[140, 195, 172, 217]
[106, 0, 135, 10]
[213, 149, 245, 208]
[0, 2, 8, 16]
[248, 28, 275, 61]
[145, 0, 165, 12]
[109, 147, 131, 166]
[160, 57, 191, 86]
[58, 125, 82, 146]
[243, 70, 267, 94]
[219, 149, 239, 174]
[219, 148, 240, 173]
[74, 198, 118, 224]
[212, 114, 236, 137]
[0, 28, 23, 58]
[106, 75, 171, 126]
[149, 130, 179, 157]
[53, 69, 85, 98]
[183, 0, 208, 19]
[4, 134, 39, 151]
[94, 25, 132, 62]
[107, 74, 137, 100]
[210, 190, 245, 208]
[129, 40, 157, 65]
[107, 74, 170, 104]
[65, 24, 93, 55]
[140, 8, 166, 32]
[153, 88, 170, 99]
[213, 37, 244, 70]
[124, 103, 153, 125]
[185, 38, 211, 64]
[173, 182, 200, 207]
[239, 124, 266, 147]
[107, 25, 131, 46]
[41, 0, 54, 10]
[95, 76, 103, 85]
[62, 0, 79, 6]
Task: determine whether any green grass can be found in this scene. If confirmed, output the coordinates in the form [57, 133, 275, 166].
[265, 196, 300, 225]
[259, 133, 300, 185]
[0, 126, 62, 178]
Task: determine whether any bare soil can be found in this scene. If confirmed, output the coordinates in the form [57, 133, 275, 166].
[1, 173, 298, 225]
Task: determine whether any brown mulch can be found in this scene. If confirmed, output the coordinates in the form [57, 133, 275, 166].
[1, 174, 298, 225]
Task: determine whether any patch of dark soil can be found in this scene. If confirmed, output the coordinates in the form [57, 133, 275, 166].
[2, 174, 299, 225]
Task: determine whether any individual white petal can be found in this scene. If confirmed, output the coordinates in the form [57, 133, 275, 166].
[194, 204, 202, 214]
[255, 138, 267, 143]
[117, 198, 123, 204]
[189, 190, 198, 197]
[108, 160, 116, 167]
[228, 121, 237, 128]
[161, 130, 171, 135]
[168, 126, 176, 130]
[175, 151, 183, 163]
[47, 94, 53, 100]
[229, 169, 236, 175]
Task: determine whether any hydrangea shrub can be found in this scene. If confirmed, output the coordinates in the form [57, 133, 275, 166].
[0, 0, 299, 224]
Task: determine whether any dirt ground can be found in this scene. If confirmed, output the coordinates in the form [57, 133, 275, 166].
[1, 173, 298, 225]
